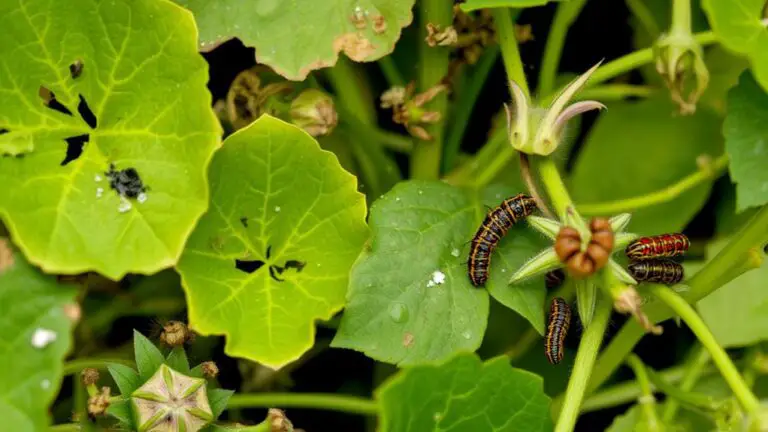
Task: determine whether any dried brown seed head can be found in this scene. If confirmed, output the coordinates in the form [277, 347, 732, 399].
[81, 368, 100, 386]
[87, 386, 111, 416]
[201, 361, 219, 379]
[160, 321, 194, 347]
[268, 408, 295, 432]
[425, 23, 458, 47]
[555, 227, 582, 262]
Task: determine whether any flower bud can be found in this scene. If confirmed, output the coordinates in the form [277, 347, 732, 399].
[654, 31, 709, 115]
[81, 368, 100, 386]
[87, 386, 111, 417]
[160, 321, 194, 347]
[201, 361, 219, 379]
[290, 89, 338, 137]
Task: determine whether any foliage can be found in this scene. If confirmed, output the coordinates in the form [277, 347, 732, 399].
[2, 0, 768, 431]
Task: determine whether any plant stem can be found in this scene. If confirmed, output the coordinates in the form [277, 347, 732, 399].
[327, 57, 376, 124]
[227, 393, 379, 417]
[648, 285, 760, 415]
[626, 0, 660, 37]
[411, 0, 452, 180]
[646, 362, 721, 414]
[576, 84, 655, 102]
[626, 354, 662, 432]
[63, 358, 134, 376]
[378, 56, 405, 87]
[671, 0, 692, 35]
[443, 45, 500, 172]
[537, 157, 574, 217]
[577, 153, 729, 215]
[537, 0, 588, 96]
[661, 344, 710, 422]
[554, 300, 612, 432]
[586, 204, 768, 398]
[492, 8, 529, 98]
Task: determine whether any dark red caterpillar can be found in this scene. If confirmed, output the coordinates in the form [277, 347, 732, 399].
[628, 259, 684, 285]
[625, 233, 689, 260]
[546, 297, 571, 365]
[468, 194, 537, 287]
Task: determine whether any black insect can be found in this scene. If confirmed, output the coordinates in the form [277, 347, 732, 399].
[70, 59, 84, 79]
[105, 163, 147, 198]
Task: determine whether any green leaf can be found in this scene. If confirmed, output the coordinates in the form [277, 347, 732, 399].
[166, 347, 191, 374]
[177, 115, 368, 368]
[702, 0, 768, 92]
[478, 184, 549, 335]
[332, 180, 488, 365]
[0, 239, 77, 431]
[174, 0, 415, 81]
[0, 0, 221, 280]
[696, 236, 768, 348]
[460, 0, 563, 12]
[108, 363, 141, 395]
[208, 388, 234, 419]
[376, 353, 553, 431]
[133, 330, 165, 381]
[605, 405, 641, 432]
[105, 398, 133, 427]
[723, 72, 768, 211]
[571, 96, 723, 235]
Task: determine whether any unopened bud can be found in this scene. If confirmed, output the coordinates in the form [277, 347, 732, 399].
[614, 287, 663, 335]
[290, 89, 338, 137]
[268, 408, 295, 432]
[654, 32, 709, 115]
[81, 368, 100, 386]
[132, 364, 213, 430]
[201, 361, 219, 379]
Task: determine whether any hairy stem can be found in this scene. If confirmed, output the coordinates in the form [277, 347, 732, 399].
[492, 8, 529, 98]
[537, 157, 574, 218]
[586, 204, 768, 398]
[63, 358, 134, 376]
[537, 0, 588, 96]
[626, 354, 662, 432]
[227, 393, 380, 416]
[661, 344, 710, 422]
[648, 285, 760, 416]
[554, 300, 612, 431]
[577, 153, 729, 215]
[411, 0, 452, 179]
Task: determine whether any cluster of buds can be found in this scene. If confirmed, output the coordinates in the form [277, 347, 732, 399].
[654, 31, 709, 115]
[380, 82, 447, 141]
[555, 217, 615, 279]
[505, 62, 605, 156]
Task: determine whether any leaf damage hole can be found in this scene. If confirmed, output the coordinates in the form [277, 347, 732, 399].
[69, 59, 83, 79]
[239, 217, 248, 228]
[233, 245, 307, 282]
[236, 259, 265, 274]
[39, 86, 73, 116]
[61, 134, 89, 166]
[0, 128, 8, 135]
[77, 94, 97, 129]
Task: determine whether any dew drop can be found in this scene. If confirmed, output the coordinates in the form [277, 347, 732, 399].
[137, 192, 147, 204]
[462, 330, 472, 340]
[388, 303, 409, 323]
[118, 200, 132, 213]
[395, 197, 401, 202]
[274, 206, 281, 212]
[96, 187, 104, 199]
[501, 268, 506, 273]
[31, 328, 57, 348]
[41, 379, 51, 389]
[418, 190, 423, 195]
[451, 248, 460, 257]
[94, 174, 102, 182]
[433, 412, 442, 421]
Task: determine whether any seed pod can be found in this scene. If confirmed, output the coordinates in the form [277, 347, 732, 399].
[555, 219, 615, 279]
[587, 217, 614, 270]
[625, 233, 689, 260]
[628, 259, 684, 285]
[545, 297, 571, 365]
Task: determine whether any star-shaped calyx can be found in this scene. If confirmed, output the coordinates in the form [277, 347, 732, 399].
[131, 364, 213, 432]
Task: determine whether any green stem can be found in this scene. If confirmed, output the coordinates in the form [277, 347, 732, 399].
[586, 204, 768, 398]
[378, 56, 405, 87]
[537, 0, 588, 96]
[537, 157, 574, 217]
[63, 358, 133, 376]
[671, 0, 692, 35]
[576, 84, 655, 102]
[626, 0, 661, 37]
[581, 361, 718, 413]
[326, 57, 375, 124]
[626, 354, 662, 432]
[227, 393, 379, 417]
[661, 344, 710, 422]
[554, 300, 612, 432]
[649, 284, 760, 415]
[647, 362, 721, 414]
[492, 8, 529, 98]
[443, 45, 500, 172]
[578, 153, 729, 215]
[411, 0, 452, 180]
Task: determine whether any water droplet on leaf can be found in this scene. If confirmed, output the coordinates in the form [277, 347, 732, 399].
[388, 303, 409, 323]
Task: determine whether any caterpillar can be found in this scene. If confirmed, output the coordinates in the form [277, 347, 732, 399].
[628, 259, 684, 285]
[625, 233, 689, 261]
[545, 269, 566, 290]
[468, 194, 538, 287]
[546, 297, 571, 365]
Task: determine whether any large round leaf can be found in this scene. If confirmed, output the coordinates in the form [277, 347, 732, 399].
[177, 115, 367, 369]
[571, 96, 723, 235]
[0, 238, 77, 430]
[0, 0, 222, 279]
[332, 181, 489, 365]
[174, 0, 415, 81]
[376, 353, 553, 432]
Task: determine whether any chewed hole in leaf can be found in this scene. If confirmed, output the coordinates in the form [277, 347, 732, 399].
[0, 128, 8, 135]
[39, 86, 72, 116]
[77, 95, 97, 129]
[235, 259, 264, 274]
[239, 217, 248, 228]
[61, 134, 89, 166]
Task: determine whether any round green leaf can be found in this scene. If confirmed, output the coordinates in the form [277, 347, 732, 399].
[702, 0, 768, 92]
[0, 0, 222, 279]
[174, 0, 415, 81]
[376, 353, 553, 432]
[332, 180, 488, 365]
[0, 239, 77, 430]
[571, 96, 723, 235]
[723, 72, 768, 212]
[177, 115, 367, 369]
